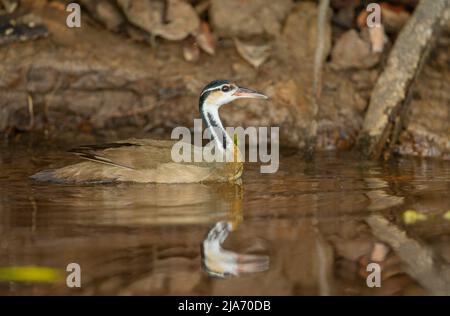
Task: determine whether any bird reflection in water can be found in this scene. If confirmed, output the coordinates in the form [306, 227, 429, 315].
[202, 221, 270, 278]
[201, 185, 269, 278]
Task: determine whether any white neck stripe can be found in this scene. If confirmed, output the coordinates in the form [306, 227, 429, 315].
[202, 108, 233, 153]
[200, 85, 226, 97]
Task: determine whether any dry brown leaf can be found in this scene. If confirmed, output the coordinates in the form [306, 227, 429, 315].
[369, 24, 387, 53]
[194, 0, 211, 15]
[356, 9, 369, 29]
[211, 0, 293, 38]
[1, 0, 18, 13]
[117, 0, 166, 33]
[153, 0, 200, 41]
[183, 38, 200, 62]
[331, 29, 380, 70]
[370, 242, 390, 262]
[118, 0, 200, 41]
[193, 21, 215, 55]
[357, 2, 410, 32]
[48, 1, 66, 11]
[380, 2, 410, 32]
[234, 38, 271, 69]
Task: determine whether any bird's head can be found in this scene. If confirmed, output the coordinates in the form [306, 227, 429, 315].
[199, 80, 268, 111]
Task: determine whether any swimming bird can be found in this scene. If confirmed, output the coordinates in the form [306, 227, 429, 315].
[31, 80, 268, 184]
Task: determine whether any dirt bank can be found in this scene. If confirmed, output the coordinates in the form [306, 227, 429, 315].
[0, 0, 448, 159]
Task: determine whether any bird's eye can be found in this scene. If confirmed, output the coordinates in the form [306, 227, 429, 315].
[221, 85, 230, 92]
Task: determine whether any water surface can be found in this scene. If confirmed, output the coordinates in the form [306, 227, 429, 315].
[1, 136, 449, 295]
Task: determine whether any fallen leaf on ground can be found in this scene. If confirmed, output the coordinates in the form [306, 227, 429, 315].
[210, 0, 293, 37]
[48, 0, 66, 11]
[153, 0, 200, 41]
[183, 38, 200, 62]
[380, 2, 410, 33]
[356, 9, 369, 29]
[1, 0, 19, 13]
[118, 0, 200, 41]
[194, 0, 211, 15]
[234, 38, 271, 69]
[369, 24, 388, 53]
[370, 242, 390, 262]
[193, 21, 215, 55]
[357, 2, 410, 32]
[331, 29, 380, 70]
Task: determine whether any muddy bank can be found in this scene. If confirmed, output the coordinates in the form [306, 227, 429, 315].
[0, 0, 448, 159]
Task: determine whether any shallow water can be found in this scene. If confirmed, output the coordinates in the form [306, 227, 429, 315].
[0, 136, 450, 295]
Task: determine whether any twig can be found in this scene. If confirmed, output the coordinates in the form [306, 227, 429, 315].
[313, 0, 329, 100]
[26, 93, 35, 131]
[306, 0, 330, 158]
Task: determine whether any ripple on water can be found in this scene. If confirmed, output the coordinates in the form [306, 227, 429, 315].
[0, 142, 449, 295]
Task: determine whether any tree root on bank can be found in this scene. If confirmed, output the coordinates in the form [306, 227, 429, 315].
[356, 0, 450, 160]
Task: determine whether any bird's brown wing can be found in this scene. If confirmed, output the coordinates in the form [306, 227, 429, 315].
[68, 139, 207, 170]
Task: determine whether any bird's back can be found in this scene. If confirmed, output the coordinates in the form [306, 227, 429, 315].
[31, 138, 243, 184]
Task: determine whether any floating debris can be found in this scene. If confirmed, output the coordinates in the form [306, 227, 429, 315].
[443, 211, 450, 221]
[0, 266, 63, 283]
[403, 210, 427, 225]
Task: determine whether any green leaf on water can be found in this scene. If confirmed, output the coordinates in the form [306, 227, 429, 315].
[0, 266, 63, 283]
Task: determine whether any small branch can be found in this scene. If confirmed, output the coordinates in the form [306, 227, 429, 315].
[313, 0, 329, 100]
[26, 93, 35, 131]
[307, 0, 330, 158]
